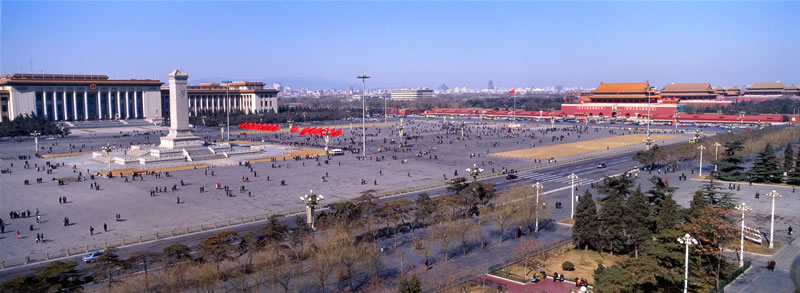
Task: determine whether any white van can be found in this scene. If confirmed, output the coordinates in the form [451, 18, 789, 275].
[329, 149, 344, 156]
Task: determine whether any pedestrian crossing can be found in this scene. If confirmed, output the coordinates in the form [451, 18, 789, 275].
[515, 171, 595, 185]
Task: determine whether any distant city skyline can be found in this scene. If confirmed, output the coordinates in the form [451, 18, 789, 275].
[1, 1, 799, 90]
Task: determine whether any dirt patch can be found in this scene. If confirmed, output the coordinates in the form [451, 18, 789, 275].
[41, 151, 94, 159]
[238, 121, 397, 135]
[504, 248, 626, 284]
[491, 134, 677, 160]
[227, 140, 263, 146]
[96, 164, 209, 177]
[725, 239, 784, 255]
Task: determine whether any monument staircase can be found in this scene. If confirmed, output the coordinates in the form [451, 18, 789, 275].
[183, 146, 225, 162]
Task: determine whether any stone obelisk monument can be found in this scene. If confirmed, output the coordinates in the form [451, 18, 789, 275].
[160, 69, 201, 148]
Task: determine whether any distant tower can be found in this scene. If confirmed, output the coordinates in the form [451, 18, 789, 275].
[272, 82, 282, 91]
[488, 80, 494, 90]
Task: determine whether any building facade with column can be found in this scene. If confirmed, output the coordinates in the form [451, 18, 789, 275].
[0, 73, 163, 122]
[391, 88, 434, 101]
[159, 81, 279, 118]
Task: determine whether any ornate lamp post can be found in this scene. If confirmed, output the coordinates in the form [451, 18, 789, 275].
[677, 233, 698, 293]
[713, 142, 722, 172]
[766, 190, 782, 249]
[568, 173, 579, 219]
[643, 135, 655, 151]
[30, 130, 42, 156]
[734, 202, 752, 267]
[300, 189, 324, 230]
[219, 123, 226, 142]
[357, 75, 370, 156]
[532, 182, 543, 233]
[101, 143, 114, 175]
[698, 145, 706, 177]
[460, 121, 466, 141]
[398, 118, 404, 137]
[466, 163, 483, 182]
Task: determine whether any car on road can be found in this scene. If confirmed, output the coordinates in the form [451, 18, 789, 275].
[505, 173, 518, 180]
[82, 250, 103, 263]
[597, 163, 607, 168]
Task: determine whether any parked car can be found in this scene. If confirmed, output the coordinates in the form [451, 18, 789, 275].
[82, 250, 103, 263]
[505, 173, 518, 180]
[597, 163, 607, 168]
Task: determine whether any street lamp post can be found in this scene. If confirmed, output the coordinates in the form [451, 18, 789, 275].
[357, 75, 370, 156]
[222, 81, 232, 142]
[766, 190, 782, 249]
[30, 130, 42, 156]
[677, 233, 698, 293]
[568, 173, 579, 219]
[300, 189, 323, 230]
[698, 145, 706, 177]
[532, 182, 543, 233]
[384, 94, 387, 124]
[713, 142, 722, 172]
[646, 85, 655, 137]
[219, 123, 226, 142]
[101, 143, 114, 175]
[734, 202, 752, 267]
[466, 163, 483, 182]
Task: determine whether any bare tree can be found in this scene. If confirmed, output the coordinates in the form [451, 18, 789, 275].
[486, 195, 518, 244]
[308, 231, 338, 293]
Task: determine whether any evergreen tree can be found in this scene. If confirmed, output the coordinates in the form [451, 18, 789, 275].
[397, 274, 422, 293]
[598, 189, 628, 255]
[626, 187, 650, 258]
[687, 191, 709, 219]
[791, 148, 800, 185]
[573, 190, 599, 250]
[593, 264, 633, 292]
[784, 143, 795, 172]
[749, 143, 782, 183]
[716, 141, 746, 181]
[697, 178, 735, 209]
[655, 194, 679, 233]
[645, 176, 676, 206]
[597, 175, 634, 202]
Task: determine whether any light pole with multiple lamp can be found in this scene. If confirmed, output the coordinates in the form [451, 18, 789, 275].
[219, 123, 226, 142]
[30, 130, 42, 156]
[532, 182, 543, 233]
[467, 163, 483, 182]
[101, 143, 114, 175]
[300, 189, 323, 230]
[766, 190, 782, 249]
[698, 145, 706, 177]
[222, 80, 232, 142]
[677, 233, 698, 293]
[357, 75, 370, 156]
[734, 202, 752, 267]
[713, 142, 722, 172]
[568, 173, 579, 219]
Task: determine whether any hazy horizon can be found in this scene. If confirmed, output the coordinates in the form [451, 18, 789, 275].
[2, 1, 799, 90]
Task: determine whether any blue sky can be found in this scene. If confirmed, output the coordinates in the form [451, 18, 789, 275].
[1, 1, 799, 89]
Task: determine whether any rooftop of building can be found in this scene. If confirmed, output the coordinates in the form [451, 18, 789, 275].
[594, 81, 654, 94]
[0, 73, 162, 86]
[746, 82, 786, 90]
[661, 83, 713, 93]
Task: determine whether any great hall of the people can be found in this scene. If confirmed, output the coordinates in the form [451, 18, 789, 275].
[0, 73, 278, 122]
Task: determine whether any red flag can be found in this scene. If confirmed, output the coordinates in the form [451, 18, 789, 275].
[508, 89, 516, 95]
[290, 126, 299, 133]
[564, 97, 567, 103]
[300, 127, 308, 135]
[337, 128, 343, 136]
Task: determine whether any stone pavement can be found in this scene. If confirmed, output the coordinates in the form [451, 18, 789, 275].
[725, 240, 799, 293]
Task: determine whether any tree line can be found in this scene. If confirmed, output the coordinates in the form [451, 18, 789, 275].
[0, 114, 69, 138]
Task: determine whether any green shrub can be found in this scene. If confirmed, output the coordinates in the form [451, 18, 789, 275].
[562, 261, 575, 271]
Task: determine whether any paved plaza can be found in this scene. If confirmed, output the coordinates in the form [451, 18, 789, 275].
[0, 118, 685, 263]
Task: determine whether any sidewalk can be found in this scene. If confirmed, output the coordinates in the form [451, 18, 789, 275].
[725, 240, 799, 293]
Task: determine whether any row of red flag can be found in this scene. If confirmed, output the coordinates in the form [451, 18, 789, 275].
[292, 126, 343, 137]
[238, 122, 281, 132]
[238, 122, 343, 136]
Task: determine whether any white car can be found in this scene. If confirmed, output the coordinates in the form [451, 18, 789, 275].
[82, 250, 103, 263]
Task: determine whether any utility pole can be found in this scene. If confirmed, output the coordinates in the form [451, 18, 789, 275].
[734, 202, 752, 267]
[532, 182, 543, 232]
[713, 142, 722, 172]
[568, 173, 579, 219]
[677, 233, 698, 293]
[698, 145, 706, 177]
[766, 191, 782, 249]
[222, 80, 232, 142]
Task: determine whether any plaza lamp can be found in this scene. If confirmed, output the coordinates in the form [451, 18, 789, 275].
[467, 163, 483, 182]
[766, 190, 782, 249]
[532, 182, 544, 233]
[677, 233, 698, 293]
[30, 130, 42, 156]
[300, 189, 323, 230]
[697, 145, 706, 177]
[357, 75, 370, 156]
[568, 173, 579, 219]
[101, 143, 114, 175]
[734, 202, 752, 267]
[222, 80, 232, 142]
[713, 142, 722, 172]
[219, 123, 226, 142]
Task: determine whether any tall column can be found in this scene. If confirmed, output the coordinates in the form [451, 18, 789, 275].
[83, 92, 89, 120]
[62, 91, 68, 121]
[73, 91, 78, 120]
[134, 91, 139, 118]
[125, 91, 130, 119]
[97, 92, 102, 119]
[43, 92, 48, 119]
[52, 91, 58, 120]
[116, 91, 122, 119]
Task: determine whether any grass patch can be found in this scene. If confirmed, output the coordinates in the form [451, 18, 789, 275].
[239, 121, 397, 134]
[40, 151, 94, 159]
[559, 218, 575, 225]
[725, 239, 784, 255]
[491, 134, 677, 160]
[504, 248, 627, 284]
[96, 164, 209, 177]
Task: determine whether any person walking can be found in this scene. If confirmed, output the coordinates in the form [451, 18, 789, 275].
[177, 196, 180, 204]
[103, 223, 107, 232]
[16, 230, 20, 239]
[90, 226, 94, 236]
